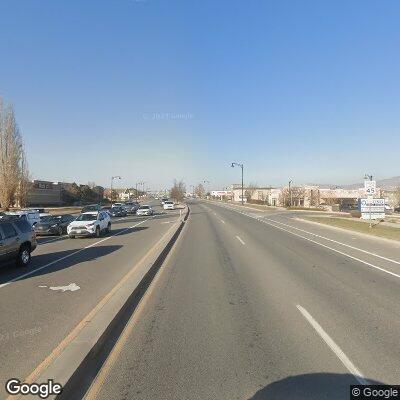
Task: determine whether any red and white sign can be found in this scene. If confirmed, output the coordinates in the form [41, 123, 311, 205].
[211, 191, 232, 197]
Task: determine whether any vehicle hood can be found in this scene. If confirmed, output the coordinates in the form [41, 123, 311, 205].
[68, 220, 95, 227]
[35, 223, 52, 229]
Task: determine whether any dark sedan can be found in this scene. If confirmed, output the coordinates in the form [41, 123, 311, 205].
[109, 206, 127, 217]
[101, 207, 113, 216]
[124, 202, 140, 214]
[34, 214, 75, 236]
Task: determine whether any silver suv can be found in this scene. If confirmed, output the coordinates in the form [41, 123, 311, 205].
[0, 218, 37, 267]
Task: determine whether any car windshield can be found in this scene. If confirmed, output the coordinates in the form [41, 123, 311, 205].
[140, 206, 149, 209]
[76, 214, 97, 221]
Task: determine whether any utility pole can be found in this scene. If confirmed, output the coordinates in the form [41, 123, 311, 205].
[231, 163, 244, 205]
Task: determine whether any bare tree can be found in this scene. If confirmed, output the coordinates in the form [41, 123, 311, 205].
[16, 151, 31, 207]
[244, 182, 258, 201]
[279, 187, 290, 207]
[0, 100, 28, 210]
[194, 183, 205, 198]
[393, 186, 400, 207]
[279, 186, 305, 207]
[170, 180, 186, 202]
[309, 188, 320, 207]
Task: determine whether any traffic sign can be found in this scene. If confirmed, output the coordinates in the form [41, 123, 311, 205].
[364, 180, 376, 195]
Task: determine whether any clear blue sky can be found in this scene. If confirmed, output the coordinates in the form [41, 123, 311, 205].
[1, 0, 399, 190]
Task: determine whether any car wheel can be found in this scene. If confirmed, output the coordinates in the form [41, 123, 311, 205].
[16, 244, 31, 267]
[58, 226, 63, 236]
[69, 235, 75, 239]
[95, 226, 101, 238]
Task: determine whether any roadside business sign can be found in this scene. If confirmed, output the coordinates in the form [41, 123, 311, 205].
[364, 180, 376, 195]
[211, 190, 232, 197]
[359, 198, 385, 220]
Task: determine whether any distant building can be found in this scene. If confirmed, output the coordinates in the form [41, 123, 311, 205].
[228, 184, 387, 210]
[26, 180, 63, 206]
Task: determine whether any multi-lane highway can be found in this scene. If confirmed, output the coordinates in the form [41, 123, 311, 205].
[86, 200, 400, 400]
[0, 200, 183, 399]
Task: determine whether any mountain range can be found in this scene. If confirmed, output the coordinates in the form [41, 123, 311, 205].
[308, 176, 400, 190]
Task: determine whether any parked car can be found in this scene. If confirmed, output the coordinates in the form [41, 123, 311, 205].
[109, 206, 127, 217]
[161, 198, 169, 205]
[34, 214, 75, 236]
[137, 205, 154, 216]
[385, 204, 394, 214]
[67, 211, 111, 238]
[394, 207, 400, 213]
[6, 210, 41, 227]
[111, 203, 123, 208]
[163, 201, 175, 210]
[0, 218, 37, 267]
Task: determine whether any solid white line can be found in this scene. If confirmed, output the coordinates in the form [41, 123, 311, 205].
[0, 218, 152, 289]
[264, 217, 400, 266]
[260, 219, 400, 279]
[296, 305, 367, 384]
[218, 202, 400, 265]
[210, 202, 400, 280]
[219, 219, 225, 224]
[235, 235, 245, 245]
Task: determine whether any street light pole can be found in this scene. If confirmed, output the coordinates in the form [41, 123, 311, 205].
[288, 179, 292, 207]
[142, 182, 146, 197]
[110, 176, 121, 205]
[203, 180, 210, 198]
[231, 163, 244, 205]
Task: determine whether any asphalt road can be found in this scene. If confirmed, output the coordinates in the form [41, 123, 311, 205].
[0, 200, 183, 399]
[90, 200, 400, 400]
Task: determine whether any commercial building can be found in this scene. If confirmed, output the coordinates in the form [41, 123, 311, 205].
[26, 180, 63, 206]
[227, 184, 387, 210]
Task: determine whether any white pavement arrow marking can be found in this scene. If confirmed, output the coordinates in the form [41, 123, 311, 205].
[39, 283, 80, 292]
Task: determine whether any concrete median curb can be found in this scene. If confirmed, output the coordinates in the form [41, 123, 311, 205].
[21, 205, 190, 400]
